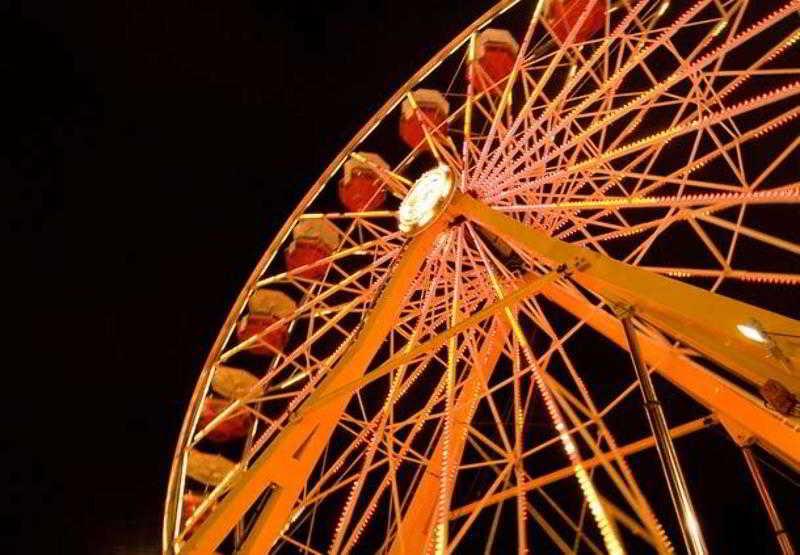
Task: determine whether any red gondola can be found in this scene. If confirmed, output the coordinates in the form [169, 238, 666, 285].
[235, 289, 296, 355]
[399, 89, 450, 149]
[548, 0, 606, 44]
[196, 397, 254, 442]
[468, 29, 519, 94]
[338, 152, 389, 211]
[285, 219, 341, 279]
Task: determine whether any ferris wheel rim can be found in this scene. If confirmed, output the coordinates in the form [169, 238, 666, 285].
[164, 1, 800, 552]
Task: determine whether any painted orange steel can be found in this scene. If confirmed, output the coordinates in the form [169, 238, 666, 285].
[181, 215, 453, 554]
[540, 282, 800, 470]
[176, 190, 799, 553]
[388, 317, 510, 554]
[163, 2, 800, 550]
[452, 191, 800, 395]
[450, 416, 715, 519]
[297, 270, 561, 418]
[162, 1, 525, 547]
[451, 191, 800, 468]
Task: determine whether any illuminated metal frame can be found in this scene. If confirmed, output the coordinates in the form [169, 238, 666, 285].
[164, 0, 800, 552]
[178, 190, 800, 554]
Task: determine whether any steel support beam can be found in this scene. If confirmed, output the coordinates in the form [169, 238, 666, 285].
[451, 191, 800, 395]
[620, 314, 708, 555]
[451, 191, 800, 469]
[541, 282, 800, 470]
[181, 215, 452, 554]
[298, 270, 561, 418]
[741, 446, 796, 555]
[388, 317, 510, 555]
[449, 416, 715, 519]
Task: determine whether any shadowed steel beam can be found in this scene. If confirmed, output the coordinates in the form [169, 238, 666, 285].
[620, 313, 708, 555]
[741, 446, 796, 555]
[388, 317, 510, 554]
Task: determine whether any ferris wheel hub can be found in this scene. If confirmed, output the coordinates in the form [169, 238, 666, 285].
[397, 164, 456, 235]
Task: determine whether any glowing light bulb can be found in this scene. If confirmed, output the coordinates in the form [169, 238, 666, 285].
[737, 321, 768, 343]
[712, 19, 728, 37]
[398, 165, 455, 235]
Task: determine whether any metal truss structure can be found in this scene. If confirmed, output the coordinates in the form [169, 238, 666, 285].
[164, 1, 800, 553]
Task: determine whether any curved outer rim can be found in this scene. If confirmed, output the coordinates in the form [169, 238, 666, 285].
[162, 1, 523, 551]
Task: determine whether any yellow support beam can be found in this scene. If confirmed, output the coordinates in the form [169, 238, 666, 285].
[452, 191, 800, 394]
[541, 282, 800, 471]
[297, 270, 561, 418]
[388, 317, 510, 555]
[181, 216, 452, 555]
[450, 416, 715, 520]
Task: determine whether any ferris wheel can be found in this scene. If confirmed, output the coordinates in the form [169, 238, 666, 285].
[164, 1, 800, 553]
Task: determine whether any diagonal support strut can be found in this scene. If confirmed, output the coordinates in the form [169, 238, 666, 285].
[451, 191, 800, 470]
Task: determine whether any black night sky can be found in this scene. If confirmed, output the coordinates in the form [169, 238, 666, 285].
[6, 1, 799, 553]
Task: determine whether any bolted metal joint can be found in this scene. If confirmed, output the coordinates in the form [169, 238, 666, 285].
[759, 379, 799, 416]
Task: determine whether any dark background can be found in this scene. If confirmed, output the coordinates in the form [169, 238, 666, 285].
[7, 1, 495, 552]
[4, 1, 799, 553]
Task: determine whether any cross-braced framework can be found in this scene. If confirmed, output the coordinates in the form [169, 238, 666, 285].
[164, 1, 800, 553]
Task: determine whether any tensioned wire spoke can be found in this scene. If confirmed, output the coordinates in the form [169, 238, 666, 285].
[513, 71, 633, 224]
[588, 26, 800, 203]
[550, 123, 799, 258]
[279, 242, 464, 548]
[448, 343, 636, 554]
[449, 415, 715, 519]
[532, 97, 637, 240]
[493, 0, 713, 179]
[255, 239, 400, 324]
[480, 305, 647, 430]
[523, 293, 670, 548]
[475, 0, 662, 184]
[519, 322, 662, 544]
[467, 228, 625, 554]
[222, 252, 397, 362]
[475, 0, 616, 180]
[563, 183, 800, 260]
[298, 210, 397, 221]
[473, 0, 548, 181]
[232, 262, 411, 453]
[556, 154, 800, 258]
[533, 352, 669, 547]
[456, 193, 798, 555]
[640, 267, 800, 285]
[318, 245, 456, 551]
[256, 233, 402, 287]
[484, 1, 797, 191]
[489, 80, 800, 205]
[296, 241, 516, 552]
[292, 325, 498, 552]
[510, 96, 784, 225]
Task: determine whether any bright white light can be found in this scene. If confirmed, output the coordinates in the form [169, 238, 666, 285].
[737, 321, 768, 343]
[398, 165, 454, 235]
